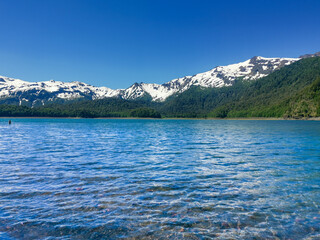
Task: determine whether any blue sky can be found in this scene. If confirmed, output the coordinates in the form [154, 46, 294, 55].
[0, 0, 319, 89]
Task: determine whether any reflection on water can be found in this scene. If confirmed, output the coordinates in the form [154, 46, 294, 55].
[0, 119, 319, 239]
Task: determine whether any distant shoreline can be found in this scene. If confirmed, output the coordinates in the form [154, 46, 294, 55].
[1, 116, 320, 121]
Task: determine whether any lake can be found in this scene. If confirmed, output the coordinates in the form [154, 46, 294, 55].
[0, 119, 319, 239]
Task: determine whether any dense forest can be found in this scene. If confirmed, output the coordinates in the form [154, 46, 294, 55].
[0, 98, 160, 118]
[1, 57, 320, 119]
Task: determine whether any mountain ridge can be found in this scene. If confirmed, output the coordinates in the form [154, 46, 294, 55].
[1, 56, 320, 119]
[0, 56, 298, 106]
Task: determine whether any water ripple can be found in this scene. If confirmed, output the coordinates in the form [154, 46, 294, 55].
[0, 119, 319, 239]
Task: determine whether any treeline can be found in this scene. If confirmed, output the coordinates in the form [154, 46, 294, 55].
[0, 98, 161, 118]
[1, 57, 320, 119]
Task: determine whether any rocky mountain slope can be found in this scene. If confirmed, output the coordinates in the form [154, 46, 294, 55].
[0, 56, 298, 106]
[300, 52, 320, 58]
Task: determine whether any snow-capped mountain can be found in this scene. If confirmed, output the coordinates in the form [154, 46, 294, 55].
[0, 77, 121, 106]
[128, 56, 298, 101]
[0, 56, 298, 106]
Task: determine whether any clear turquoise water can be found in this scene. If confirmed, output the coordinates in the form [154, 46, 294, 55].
[0, 119, 319, 239]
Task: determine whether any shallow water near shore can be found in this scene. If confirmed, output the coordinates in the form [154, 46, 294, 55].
[0, 119, 319, 239]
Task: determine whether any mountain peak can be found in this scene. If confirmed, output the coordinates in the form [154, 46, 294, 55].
[249, 56, 266, 64]
[250, 56, 262, 60]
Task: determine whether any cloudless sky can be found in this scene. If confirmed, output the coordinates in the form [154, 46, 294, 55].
[0, 0, 319, 88]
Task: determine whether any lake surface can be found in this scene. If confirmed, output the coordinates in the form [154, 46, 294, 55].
[0, 119, 319, 239]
